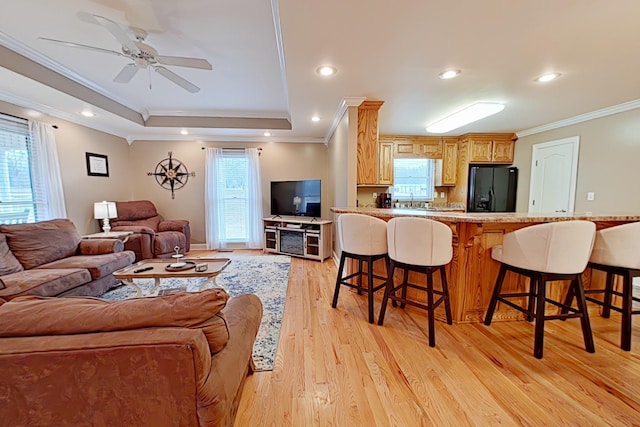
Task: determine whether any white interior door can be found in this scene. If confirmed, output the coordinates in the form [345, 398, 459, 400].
[528, 136, 579, 213]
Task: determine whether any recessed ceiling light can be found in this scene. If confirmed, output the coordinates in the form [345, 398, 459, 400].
[25, 110, 42, 118]
[311, 116, 321, 122]
[535, 72, 562, 83]
[426, 102, 505, 133]
[180, 129, 189, 135]
[264, 131, 271, 137]
[439, 69, 461, 80]
[80, 110, 95, 117]
[316, 65, 337, 77]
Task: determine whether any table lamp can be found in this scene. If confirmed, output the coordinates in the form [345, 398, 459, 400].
[94, 201, 118, 233]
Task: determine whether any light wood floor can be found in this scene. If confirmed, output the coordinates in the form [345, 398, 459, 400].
[233, 253, 640, 426]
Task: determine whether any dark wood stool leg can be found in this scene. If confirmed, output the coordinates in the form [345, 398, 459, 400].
[439, 266, 453, 325]
[527, 276, 537, 322]
[400, 268, 409, 309]
[378, 259, 396, 326]
[533, 274, 546, 359]
[426, 268, 436, 347]
[357, 259, 363, 295]
[367, 257, 375, 324]
[484, 264, 508, 325]
[560, 282, 575, 318]
[602, 271, 614, 318]
[332, 253, 347, 308]
[621, 271, 633, 351]
[573, 275, 595, 353]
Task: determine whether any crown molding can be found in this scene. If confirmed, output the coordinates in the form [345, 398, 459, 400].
[146, 109, 291, 119]
[325, 97, 366, 144]
[271, 0, 290, 115]
[127, 133, 325, 144]
[517, 98, 640, 137]
[0, 31, 142, 112]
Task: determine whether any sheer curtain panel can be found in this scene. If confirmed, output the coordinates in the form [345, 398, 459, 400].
[29, 121, 67, 219]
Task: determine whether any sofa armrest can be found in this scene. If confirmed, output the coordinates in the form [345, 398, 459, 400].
[78, 239, 124, 255]
[0, 328, 212, 426]
[159, 219, 189, 233]
[111, 225, 155, 235]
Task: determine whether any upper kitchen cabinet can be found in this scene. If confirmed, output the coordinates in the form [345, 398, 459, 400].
[357, 101, 385, 185]
[463, 133, 517, 164]
[441, 138, 458, 186]
[378, 141, 394, 185]
[389, 136, 443, 158]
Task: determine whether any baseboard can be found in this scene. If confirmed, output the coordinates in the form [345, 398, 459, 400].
[190, 243, 207, 251]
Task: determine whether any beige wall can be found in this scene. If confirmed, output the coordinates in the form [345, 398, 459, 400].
[0, 101, 131, 233]
[128, 140, 329, 243]
[514, 108, 640, 213]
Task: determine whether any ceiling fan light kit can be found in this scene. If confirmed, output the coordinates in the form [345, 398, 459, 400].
[40, 12, 212, 93]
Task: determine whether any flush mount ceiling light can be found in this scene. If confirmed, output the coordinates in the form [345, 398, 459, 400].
[316, 65, 337, 77]
[180, 129, 189, 135]
[439, 69, 461, 79]
[535, 72, 562, 83]
[426, 102, 505, 133]
[311, 115, 321, 122]
[263, 131, 271, 137]
[80, 110, 95, 117]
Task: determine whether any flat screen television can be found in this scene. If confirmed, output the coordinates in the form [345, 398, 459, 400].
[270, 180, 321, 218]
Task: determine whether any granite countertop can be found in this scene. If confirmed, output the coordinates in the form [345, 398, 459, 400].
[330, 207, 640, 223]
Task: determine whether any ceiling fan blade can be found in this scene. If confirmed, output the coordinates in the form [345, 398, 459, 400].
[39, 37, 125, 57]
[79, 12, 140, 54]
[156, 55, 212, 70]
[154, 66, 200, 93]
[114, 64, 139, 83]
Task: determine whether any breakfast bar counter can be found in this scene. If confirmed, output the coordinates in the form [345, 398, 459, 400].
[331, 207, 640, 323]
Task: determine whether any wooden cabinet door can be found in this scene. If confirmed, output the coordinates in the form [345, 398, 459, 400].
[469, 139, 493, 162]
[414, 137, 443, 157]
[394, 139, 414, 156]
[441, 140, 457, 186]
[378, 142, 394, 185]
[356, 101, 384, 184]
[492, 139, 514, 163]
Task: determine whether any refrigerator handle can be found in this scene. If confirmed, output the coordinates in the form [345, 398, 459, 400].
[489, 186, 495, 211]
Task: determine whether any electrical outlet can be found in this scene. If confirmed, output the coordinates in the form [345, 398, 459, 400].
[372, 192, 377, 199]
[587, 192, 595, 201]
[440, 192, 445, 198]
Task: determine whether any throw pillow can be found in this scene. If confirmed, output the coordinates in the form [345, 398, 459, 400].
[0, 288, 231, 353]
[0, 233, 23, 277]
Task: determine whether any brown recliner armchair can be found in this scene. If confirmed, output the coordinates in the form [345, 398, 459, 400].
[110, 200, 190, 261]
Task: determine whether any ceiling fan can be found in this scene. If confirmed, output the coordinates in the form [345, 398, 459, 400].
[39, 12, 212, 93]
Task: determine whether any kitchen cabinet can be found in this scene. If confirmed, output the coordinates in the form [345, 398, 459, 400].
[467, 135, 515, 164]
[378, 141, 394, 185]
[441, 138, 458, 186]
[392, 136, 442, 158]
[356, 101, 385, 184]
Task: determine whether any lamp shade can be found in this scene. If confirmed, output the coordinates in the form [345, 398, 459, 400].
[94, 201, 118, 220]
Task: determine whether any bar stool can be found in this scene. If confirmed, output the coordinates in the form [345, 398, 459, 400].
[332, 214, 389, 324]
[484, 220, 596, 359]
[378, 217, 453, 347]
[577, 222, 640, 350]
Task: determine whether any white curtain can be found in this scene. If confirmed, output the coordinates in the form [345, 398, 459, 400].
[28, 121, 67, 219]
[205, 147, 263, 249]
[246, 148, 264, 248]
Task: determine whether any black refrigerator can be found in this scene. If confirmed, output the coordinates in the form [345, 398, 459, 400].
[467, 166, 518, 212]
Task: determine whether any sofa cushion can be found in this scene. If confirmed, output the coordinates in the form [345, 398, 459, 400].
[37, 251, 135, 280]
[0, 219, 81, 269]
[0, 234, 23, 278]
[114, 200, 158, 222]
[0, 288, 231, 353]
[0, 268, 91, 300]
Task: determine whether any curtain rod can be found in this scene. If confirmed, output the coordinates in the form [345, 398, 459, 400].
[200, 147, 262, 151]
[1, 112, 58, 128]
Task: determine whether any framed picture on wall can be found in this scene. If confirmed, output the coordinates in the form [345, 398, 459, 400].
[86, 152, 109, 177]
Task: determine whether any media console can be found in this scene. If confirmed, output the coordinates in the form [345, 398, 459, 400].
[263, 217, 332, 261]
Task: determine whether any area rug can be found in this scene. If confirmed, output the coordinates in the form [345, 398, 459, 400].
[99, 254, 291, 371]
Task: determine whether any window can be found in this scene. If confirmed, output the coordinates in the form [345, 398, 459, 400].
[392, 158, 435, 201]
[215, 151, 250, 241]
[0, 114, 38, 224]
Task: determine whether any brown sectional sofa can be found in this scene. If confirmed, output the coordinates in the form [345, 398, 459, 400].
[0, 289, 263, 427]
[0, 219, 135, 300]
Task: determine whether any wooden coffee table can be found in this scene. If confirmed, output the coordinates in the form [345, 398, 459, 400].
[113, 257, 231, 297]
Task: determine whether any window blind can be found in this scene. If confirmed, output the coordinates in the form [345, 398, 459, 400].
[0, 113, 37, 224]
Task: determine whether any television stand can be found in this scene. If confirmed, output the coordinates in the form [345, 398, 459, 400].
[263, 217, 332, 261]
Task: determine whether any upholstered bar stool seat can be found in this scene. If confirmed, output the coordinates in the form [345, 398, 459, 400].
[332, 214, 389, 324]
[378, 217, 453, 347]
[581, 222, 640, 350]
[484, 220, 596, 359]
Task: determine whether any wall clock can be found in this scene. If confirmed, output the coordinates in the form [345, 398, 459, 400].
[147, 152, 195, 199]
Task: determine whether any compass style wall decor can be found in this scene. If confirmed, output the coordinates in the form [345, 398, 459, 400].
[147, 152, 195, 199]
